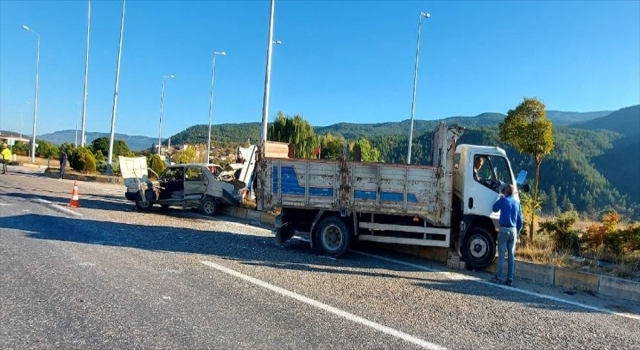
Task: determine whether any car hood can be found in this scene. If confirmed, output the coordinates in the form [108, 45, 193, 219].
[119, 156, 150, 188]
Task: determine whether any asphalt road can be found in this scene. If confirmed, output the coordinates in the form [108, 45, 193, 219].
[1, 167, 639, 349]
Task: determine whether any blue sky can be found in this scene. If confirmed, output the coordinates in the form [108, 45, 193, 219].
[1, 1, 639, 138]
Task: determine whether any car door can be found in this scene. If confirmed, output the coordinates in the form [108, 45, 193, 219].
[184, 166, 207, 204]
[158, 166, 185, 202]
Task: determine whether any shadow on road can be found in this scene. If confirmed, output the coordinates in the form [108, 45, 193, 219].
[0, 212, 612, 315]
[1, 191, 132, 213]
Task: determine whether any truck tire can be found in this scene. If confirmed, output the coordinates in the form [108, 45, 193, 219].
[136, 192, 153, 211]
[200, 196, 218, 216]
[314, 216, 351, 257]
[461, 227, 496, 270]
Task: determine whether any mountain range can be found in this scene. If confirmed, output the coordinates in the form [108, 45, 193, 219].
[36, 131, 158, 152]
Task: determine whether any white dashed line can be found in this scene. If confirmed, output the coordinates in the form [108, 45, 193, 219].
[33, 198, 83, 217]
[201, 260, 446, 350]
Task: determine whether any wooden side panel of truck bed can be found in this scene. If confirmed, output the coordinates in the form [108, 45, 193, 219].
[260, 160, 450, 226]
[257, 123, 460, 227]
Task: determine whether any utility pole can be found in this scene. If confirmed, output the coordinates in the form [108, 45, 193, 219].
[107, 0, 126, 175]
[80, 0, 91, 147]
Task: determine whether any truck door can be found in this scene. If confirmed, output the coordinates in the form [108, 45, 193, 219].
[465, 153, 516, 215]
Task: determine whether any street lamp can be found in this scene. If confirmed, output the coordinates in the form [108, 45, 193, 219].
[106, 0, 126, 175]
[261, 0, 279, 143]
[407, 11, 430, 165]
[158, 74, 175, 156]
[206, 51, 226, 164]
[22, 24, 40, 163]
[80, 0, 91, 147]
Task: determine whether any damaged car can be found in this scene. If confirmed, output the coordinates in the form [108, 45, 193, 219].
[119, 156, 243, 216]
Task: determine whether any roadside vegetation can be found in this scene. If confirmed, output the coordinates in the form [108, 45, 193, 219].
[520, 210, 640, 281]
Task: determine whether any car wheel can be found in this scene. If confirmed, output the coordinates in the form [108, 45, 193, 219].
[200, 197, 218, 216]
[135, 193, 153, 211]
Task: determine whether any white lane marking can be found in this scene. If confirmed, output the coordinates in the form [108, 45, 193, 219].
[351, 250, 640, 322]
[200, 260, 445, 350]
[33, 198, 83, 217]
[0, 203, 10, 206]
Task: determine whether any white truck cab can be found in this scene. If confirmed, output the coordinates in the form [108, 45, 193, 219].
[452, 144, 529, 268]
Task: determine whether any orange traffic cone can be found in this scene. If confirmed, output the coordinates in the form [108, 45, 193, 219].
[69, 181, 80, 208]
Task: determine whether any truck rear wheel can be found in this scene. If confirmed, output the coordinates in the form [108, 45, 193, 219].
[462, 227, 496, 270]
[314, 216, 351, 257]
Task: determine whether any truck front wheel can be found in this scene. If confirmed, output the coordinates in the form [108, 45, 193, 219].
[462, 227, 496, 270]
[314, 216, 351, 258]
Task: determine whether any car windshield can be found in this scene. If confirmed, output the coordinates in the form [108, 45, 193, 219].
[160, 167, 184, 182]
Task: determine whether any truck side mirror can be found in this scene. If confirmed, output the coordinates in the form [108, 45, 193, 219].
[516, 170, 527, 185]
[520, 183, 531, 193]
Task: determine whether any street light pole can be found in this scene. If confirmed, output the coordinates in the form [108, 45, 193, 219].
[22, 25, 40, 163]
[80, 0, 91, 147]
[158, 74, 175, 156]
[407, 11, 430, 165]
[107, 0, 126, 175]
[260, 0, 276, 143]
[207, 51, 226, 164]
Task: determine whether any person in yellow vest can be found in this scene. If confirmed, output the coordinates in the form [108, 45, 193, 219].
[1, 143, 11, 174]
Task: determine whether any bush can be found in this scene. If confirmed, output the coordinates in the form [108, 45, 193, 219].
[584, 211, 621, 255]
[69, 147, 97, 173]
[619, 223, 640, 253]
[538, 210, 581, 253]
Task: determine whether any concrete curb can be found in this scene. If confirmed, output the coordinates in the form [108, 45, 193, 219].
[486, 257, 639, 302]
[19, 163, 49, 169]
[42, 170, 123, 184]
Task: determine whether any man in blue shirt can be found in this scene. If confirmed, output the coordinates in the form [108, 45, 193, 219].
[491, 184, 523, 286]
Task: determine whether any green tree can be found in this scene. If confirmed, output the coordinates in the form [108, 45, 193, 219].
[350, 138, 382, 162]
[561, 194, 574, 212]
[171, 148, 197, 164]
[267, 112, 318, 158]
[544, 185, 560, 216]
[94, 150, 105, 163]
[13, 141, 29, 156]
[90, 137, 132, 160]
[36, 140, 60, 159]
[499, 97, 555, 240]
[319, 133, 346, 160]
[147, 154, 166, 177]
